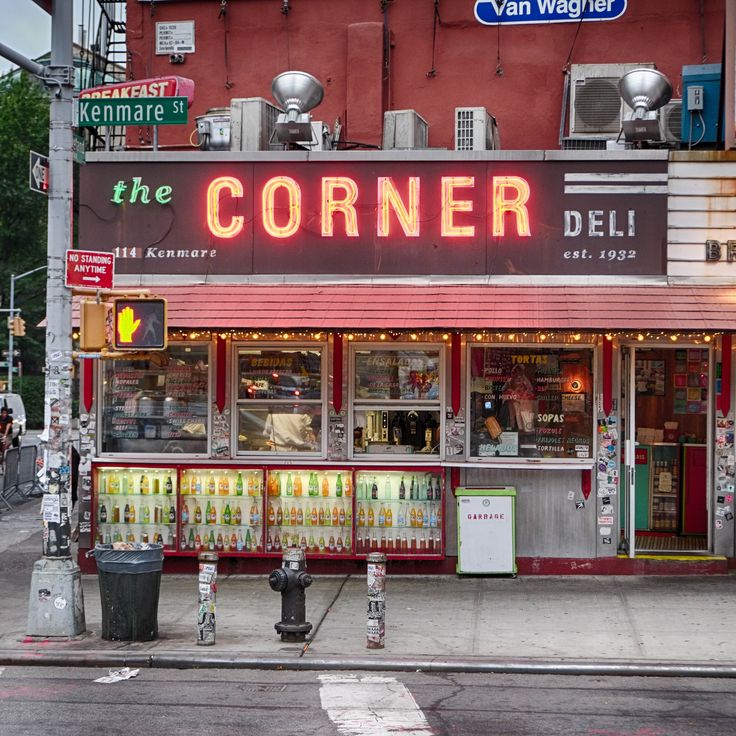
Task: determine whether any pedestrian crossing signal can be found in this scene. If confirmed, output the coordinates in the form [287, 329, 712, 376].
[113, 298, 167, 350]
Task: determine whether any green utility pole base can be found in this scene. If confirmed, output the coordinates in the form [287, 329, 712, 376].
[26, 557, 86, 637]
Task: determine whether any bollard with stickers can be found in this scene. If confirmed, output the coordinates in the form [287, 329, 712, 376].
[197, 551, 218, 646]
[366, 552, 386, 649]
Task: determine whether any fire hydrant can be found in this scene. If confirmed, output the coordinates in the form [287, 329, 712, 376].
[268, 547, 313, 642]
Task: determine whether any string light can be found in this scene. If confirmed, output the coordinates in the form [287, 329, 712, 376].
[165, 329, 722, 345]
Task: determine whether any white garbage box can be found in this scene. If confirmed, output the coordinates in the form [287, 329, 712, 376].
[456, 487, 516, 575]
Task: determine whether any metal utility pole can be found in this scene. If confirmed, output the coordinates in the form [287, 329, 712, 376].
[0, 1, 88, 637]
[8, 266, 47, 392]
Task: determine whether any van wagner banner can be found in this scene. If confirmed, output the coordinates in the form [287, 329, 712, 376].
[475, 0, 627, 26]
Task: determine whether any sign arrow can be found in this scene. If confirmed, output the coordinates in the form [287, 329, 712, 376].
[29, 150, 49, 195]
[81, 276, 101, 283]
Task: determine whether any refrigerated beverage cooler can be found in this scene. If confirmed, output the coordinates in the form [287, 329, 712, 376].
[92, 463, 446, 561]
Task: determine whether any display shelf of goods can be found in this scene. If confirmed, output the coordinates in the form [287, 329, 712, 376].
[355, 469, 443, 557]
[179, 467, 264, 554]
[95, 466, 178, 549]
[652, 460, 680, 531]
[649, 448, 680, 532]
[265, 468, 354, 556]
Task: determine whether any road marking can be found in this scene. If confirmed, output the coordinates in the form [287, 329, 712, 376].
[319, 673, 433, 735]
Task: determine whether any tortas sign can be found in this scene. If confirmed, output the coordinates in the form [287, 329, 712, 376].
[475, 0, 627, 26]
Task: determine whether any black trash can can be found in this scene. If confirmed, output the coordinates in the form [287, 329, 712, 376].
[90, 543, 164, 641]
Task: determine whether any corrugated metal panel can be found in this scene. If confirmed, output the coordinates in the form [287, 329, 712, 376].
[667, 159, 736, 281]
[124, 284, 736, 331]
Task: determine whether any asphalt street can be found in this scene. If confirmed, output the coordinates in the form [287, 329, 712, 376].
[1, 666, 735, 736]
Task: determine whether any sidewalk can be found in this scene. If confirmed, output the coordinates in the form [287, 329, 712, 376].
[2, 498, 736, 676]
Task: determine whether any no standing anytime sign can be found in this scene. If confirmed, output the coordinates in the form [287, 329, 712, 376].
[65, 249, 115, 289]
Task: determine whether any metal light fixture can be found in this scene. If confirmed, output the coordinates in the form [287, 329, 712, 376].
[618, 68, 673, 141]
[271, 71, 324, 143]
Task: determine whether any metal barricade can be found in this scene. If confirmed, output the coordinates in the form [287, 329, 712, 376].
[0, 447, 20, 510]
[18, 445, 42, 498]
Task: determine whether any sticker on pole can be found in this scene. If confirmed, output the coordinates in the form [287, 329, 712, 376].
[65, 249, 115, 289]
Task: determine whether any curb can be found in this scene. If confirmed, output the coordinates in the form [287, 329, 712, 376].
[1, 649, 736, 678]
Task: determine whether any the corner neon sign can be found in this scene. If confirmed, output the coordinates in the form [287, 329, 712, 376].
[205, 174, 531, 240]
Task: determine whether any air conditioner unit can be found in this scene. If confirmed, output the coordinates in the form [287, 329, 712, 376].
[660, 98, 682, 143]
[298, 121, 333, 151]
[230, 97, 282, 151]
[454, 107, 500, 150]
[569, 62, 655, 137]
[383, 110, 429, 149]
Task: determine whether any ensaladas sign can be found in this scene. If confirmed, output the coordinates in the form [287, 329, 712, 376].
[78, 158, 667, 277]
[475, 0, 627, 25]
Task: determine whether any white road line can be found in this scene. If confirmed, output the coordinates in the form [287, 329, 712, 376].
[319, 674, 433, 736]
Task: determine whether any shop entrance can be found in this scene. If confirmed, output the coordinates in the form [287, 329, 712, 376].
[620, 344, 710, 556]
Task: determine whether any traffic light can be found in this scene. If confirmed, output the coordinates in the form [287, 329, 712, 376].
[79, 300, 109, 351]
[113, 298, 167, 350]
[11, 316, 26, 337]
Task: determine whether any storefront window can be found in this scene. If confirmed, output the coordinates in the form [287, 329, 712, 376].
[236, 347, 323, 454]
[352, 348, 442, 456]
[100, 344, 209, 454]
[469, 345, 594, 460]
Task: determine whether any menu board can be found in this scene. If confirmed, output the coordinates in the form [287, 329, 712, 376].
[354, 350, 440, 401]
[469, 347, 594, 459]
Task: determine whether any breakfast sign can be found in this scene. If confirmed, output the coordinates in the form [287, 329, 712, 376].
[78, 158, 667, 277]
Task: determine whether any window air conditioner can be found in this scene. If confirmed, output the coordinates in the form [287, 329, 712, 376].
[569, 62, 655, 137]
[660, 99, 682, 144]
[299, 121, 334, 151]
[454, 107, 500, 151]
[383, 110, 429, 149]
[230, 97, 282, 151]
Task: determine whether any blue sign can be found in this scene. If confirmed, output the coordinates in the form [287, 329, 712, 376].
[475, 0, 627, 26]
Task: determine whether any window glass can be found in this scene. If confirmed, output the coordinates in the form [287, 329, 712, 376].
[237, 405, 322, 453]
[101, 344, 209, 454]
[353, 409, 441, 455]
[236, 347, 324, 455]
[238, 349, 322, 400]
[352, 347, 442, 457]
[354, 350, 440, 401]
[469, 346, 594, 460]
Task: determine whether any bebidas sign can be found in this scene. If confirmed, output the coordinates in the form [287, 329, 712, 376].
[475, 0, 627, 26]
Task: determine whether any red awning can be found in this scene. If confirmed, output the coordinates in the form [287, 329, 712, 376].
[66, 285, 736, 331]
[117, 284, 736, 331]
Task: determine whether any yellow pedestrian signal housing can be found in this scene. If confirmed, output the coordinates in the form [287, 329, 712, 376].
[11, 316, 26, 337]
[113, 298, 167, 350]
[79, 301, 110, 351]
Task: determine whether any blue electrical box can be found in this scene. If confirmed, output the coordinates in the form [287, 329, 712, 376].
[681, 64, 721, 145]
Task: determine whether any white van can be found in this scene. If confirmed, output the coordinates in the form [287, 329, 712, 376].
[0, 393, 27, 445]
